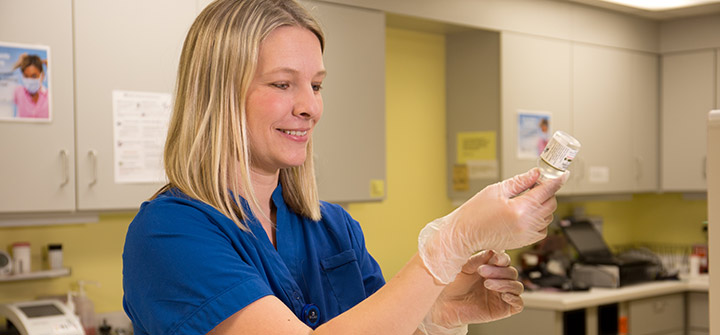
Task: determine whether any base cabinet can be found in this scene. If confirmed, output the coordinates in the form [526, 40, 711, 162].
[629, 293, 685, 335]
[687, 292, 709, 335]
[468, 291, 708, 335]
[468, 308, 561, 335]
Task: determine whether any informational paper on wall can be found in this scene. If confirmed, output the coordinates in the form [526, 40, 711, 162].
[112, 90, 171, 184]
[456, 131, 498, 180]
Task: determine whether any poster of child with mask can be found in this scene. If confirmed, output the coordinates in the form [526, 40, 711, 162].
[0, 42, 51, 122]
[516, 110, 551, 159]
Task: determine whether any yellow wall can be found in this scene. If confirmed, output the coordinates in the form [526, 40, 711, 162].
[0, 213, 132, 313]
[0, 27, 710, 314]
[556, 193, 708, 248]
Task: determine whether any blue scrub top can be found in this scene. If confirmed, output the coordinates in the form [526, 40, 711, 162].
[122, 184, 385, 335]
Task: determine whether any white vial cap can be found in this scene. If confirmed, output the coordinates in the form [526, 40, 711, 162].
[552, 131, 581, 151]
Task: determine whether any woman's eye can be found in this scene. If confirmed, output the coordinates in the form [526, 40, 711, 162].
[272, 83, 289, 89]
[312, 83, 323, 92]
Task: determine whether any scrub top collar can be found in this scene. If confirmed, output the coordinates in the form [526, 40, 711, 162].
[246, 183, 313, 314]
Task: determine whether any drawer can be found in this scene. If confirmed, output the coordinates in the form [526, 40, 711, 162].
[687, 292, 709, 330]
[628, 293, 685, 335]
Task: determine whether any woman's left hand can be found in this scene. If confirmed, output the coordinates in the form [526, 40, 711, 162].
[418, 250, 524, 334]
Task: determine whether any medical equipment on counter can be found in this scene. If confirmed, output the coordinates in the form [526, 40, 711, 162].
[0, 299, 84, 335]
[561, 219, 660, 287]
[0, 250, 11, 276]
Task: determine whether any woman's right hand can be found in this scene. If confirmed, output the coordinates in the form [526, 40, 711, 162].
[418, 168, 567, 284]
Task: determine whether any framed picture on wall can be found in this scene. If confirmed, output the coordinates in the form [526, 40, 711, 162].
[517, 109, 551, 159]
[0, 41, 52, 122]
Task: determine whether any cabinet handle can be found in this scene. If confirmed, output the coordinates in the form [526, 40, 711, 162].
[60, 150, 69, 187]
[653, 300, 666, 313]
[88, 150, 98, 186]
[703, 156, 707, 180]
[635, 156, 643, 181]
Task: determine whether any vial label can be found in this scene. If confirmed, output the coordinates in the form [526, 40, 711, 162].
[540, 136, 578, 172]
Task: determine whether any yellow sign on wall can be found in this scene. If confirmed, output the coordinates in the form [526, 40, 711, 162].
[457, 131, 496, 164]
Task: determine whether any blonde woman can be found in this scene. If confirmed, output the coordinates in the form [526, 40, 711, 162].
[122, 0, 567, 334]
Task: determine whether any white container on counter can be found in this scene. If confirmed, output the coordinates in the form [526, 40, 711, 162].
[48, 244, 63, 270]
[12, 242, 31, 274]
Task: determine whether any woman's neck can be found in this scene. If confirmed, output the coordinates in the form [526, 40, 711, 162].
[249, 169, 279, 211]
[247, 168, 280, 246]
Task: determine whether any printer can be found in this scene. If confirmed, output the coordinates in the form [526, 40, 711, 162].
[0, 299, 84, 335]
[560, 219, 660, 288]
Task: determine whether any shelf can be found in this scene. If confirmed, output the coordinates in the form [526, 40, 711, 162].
[0, 268, 71, 282]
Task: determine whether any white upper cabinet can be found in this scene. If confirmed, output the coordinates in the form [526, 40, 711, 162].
[0, 0, 385, 217]
[0, 0, 76, 213]
[501, 32, 575, 194]
[573, 44, 659, 194]
[501, 32, 659, 195]
[73, 0, 197, 210]
[661, 50, 716, 192]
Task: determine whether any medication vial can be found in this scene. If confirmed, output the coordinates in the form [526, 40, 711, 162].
[538, 131, 581, 180]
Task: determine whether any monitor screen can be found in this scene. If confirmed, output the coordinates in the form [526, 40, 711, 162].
[18, 304, 63, 318]
[561, 220, 613, 259]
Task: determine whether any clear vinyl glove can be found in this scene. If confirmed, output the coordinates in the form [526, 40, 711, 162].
[418, 168, 567, 284]
[417, 250, 523, 335]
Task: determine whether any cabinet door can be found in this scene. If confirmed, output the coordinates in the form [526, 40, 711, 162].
[687, 292, 709, 331]
[628, 51, 659, 192]
[661, 51, 715, 192]
[302, 1, 386, 202]
[469, 308, 561, 335]
[0, 0, 76, 213]
[74, 0, 196, 210]
[501, 32, 575, 194]
[573, 44, 658, 193]
[629, 293, 685, 335]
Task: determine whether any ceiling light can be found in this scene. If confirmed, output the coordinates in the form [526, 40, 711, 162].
[601, 0, 720, 11]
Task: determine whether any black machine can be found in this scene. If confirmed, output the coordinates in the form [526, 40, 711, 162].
[560, 219, 660, 287]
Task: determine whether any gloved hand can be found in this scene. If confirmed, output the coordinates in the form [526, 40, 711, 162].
[417, 250, 523, 335]
[418, 168, 566, 284]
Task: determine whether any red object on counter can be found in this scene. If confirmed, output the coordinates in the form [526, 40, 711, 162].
[692, 244, 709, 273]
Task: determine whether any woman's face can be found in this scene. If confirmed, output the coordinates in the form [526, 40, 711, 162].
[245, 25, 325, 174]
[21, 65, 44, 95]
[22, 65, 42, 79]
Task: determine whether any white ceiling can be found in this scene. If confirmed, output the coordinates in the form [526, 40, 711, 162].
[563, 0, 720, 19]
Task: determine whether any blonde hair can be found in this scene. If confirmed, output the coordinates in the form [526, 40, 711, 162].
[156, 0, 325, 229]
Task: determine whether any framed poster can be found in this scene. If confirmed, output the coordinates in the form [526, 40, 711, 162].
[0, 41, 51, 122]
[517, 109, 551, 159]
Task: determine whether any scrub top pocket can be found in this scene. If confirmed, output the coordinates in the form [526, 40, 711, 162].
[320, 249, 366, 311]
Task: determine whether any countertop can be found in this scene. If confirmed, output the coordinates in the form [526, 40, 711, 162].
[522, 274, 709, 311]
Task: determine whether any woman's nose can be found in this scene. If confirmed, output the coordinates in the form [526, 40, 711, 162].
[293, 86, 322, 119]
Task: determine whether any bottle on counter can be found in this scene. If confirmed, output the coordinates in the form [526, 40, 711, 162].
[47, 243, 63, 270]
[73, 280, 99, 335]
